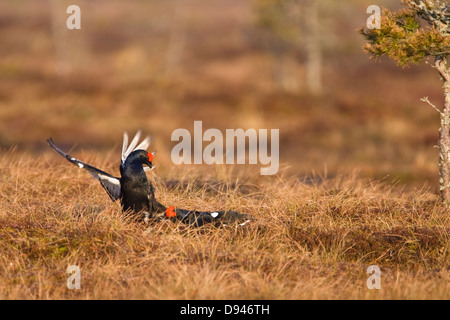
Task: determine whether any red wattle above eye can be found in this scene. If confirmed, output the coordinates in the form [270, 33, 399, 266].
[147, 152, 154, 162]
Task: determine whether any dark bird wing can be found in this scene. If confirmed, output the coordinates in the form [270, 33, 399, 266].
[47, 138, 121, 201]
[171, 208, 253, 227]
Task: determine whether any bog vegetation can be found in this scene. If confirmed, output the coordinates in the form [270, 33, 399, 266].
[0, 152, 449, 299]
[0, 0, 449, 299]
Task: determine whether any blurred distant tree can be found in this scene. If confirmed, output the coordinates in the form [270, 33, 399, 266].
[304, 0, 322, 95]
[50, 0, 72, 76]
[253, 0, 322, 94]
[165, 0, 188, 77]
[49, 0, 89, 77]
[359, 0, 450, 204]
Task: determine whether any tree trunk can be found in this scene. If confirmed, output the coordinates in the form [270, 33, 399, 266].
[435, 58, 450, 204]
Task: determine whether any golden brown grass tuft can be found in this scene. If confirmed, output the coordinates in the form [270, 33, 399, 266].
[0, 150, 449, 299]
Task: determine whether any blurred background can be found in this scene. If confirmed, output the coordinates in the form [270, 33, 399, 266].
[0, 0, 443, 190]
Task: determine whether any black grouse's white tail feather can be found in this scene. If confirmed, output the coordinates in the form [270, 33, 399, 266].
[121, 131, 153, 172]
[121, 132, 129, 163]
[123, 130, 141, 162]
[135, 135, 152, 152]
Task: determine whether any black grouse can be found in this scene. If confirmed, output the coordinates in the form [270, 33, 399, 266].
[47, 131, 252, 227]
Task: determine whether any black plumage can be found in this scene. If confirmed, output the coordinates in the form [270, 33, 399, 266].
[47, 131, 252, 226]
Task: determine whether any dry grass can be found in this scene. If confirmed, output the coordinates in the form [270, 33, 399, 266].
[1, 0, 449, 300]
[0, 150, 448, 299]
